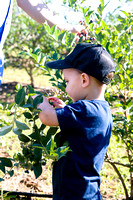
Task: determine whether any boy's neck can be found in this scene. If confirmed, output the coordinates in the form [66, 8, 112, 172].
[85, 83, 106, 101]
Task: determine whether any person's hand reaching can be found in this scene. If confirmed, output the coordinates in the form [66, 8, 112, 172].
[76, 29, 88, 43]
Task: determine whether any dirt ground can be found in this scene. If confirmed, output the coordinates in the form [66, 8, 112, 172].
[0, 144, 53, 200]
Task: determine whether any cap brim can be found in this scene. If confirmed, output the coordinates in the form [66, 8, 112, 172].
[46, 59, 72, 70]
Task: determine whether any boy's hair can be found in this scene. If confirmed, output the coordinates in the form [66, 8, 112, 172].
[96, 71, 114, 86]
[46, 43, 115, 85]
[106, 71, 114, 81]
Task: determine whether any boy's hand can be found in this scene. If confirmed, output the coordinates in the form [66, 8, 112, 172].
[32, 95, 59, 126]
[32, 95, 50, 110]
[48, 97, 66, 108]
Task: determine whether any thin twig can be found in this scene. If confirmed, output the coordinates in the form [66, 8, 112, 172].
[106, 159, 129, 199]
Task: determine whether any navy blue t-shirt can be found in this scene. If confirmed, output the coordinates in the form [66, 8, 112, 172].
[53, 100, 112, 200]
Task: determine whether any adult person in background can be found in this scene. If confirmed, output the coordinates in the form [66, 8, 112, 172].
[0, 0, 84, 85]
[17, 0, 84, 33]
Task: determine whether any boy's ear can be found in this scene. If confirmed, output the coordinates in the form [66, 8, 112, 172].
[81, 73, 89, 88]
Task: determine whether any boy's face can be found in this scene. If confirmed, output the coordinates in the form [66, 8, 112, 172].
[63, 68, 85, 102]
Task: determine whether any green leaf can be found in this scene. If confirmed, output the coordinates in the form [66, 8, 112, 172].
[0, 104, 3, 109]
[15, 88, 26, 106]
[55, 146, 69, 160]
[115, 24, 124, 32]
[34, 148, 42, 161]
[129, 167, 133, 172]
[118, 56, 122, 63]
[13, 128, 22, 135]
[58, 32, 66, 44]
[29, 132, 39, 140]
[32, 143, 43, 149]
[33, 47, 41, 55]
[39, 124, 46, 131]
[86, 10, 94, 18]
[46, 138, 55, 152]
[32, 53, 40, 62]
[0, 158, 12, 167]
[36, 53, 42, 63]
[49, 78, 56, 82]
[27, 95, 33, 105]
[18, 133, 30, 142]
[33, 110, 41, 117]
[51, 25, 57, 35]
[39, 55, 46, 65]
[28, 85, 35, 93]
[54, 132, 61, 147]
[44, 23, 51, 34]
[7, 170, 14, 177]
[33, 95, 43, 108]
[40, 136, 49, 146]
[78, 35, 83, 43]
[16, 84, 23, 91]
[33, 163, 42, 179]
[23, 103, 34, 109]
[16, 121, 30, 130]
[117, 15, 126, 23]
[95, 13, 100, 20]
[0, 125, 13, 136]
[126, 99, 132, 107]
[23, 112, 33, 119]
[47, 127, 58, 135]
[54, 29, 61, 40]
[29, 126, 40, 139]
[65, 33, 75, 47]
[0, 163, 5, 173]
[85, 11, 94, 24]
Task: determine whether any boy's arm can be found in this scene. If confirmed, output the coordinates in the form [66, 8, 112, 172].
[37, 96, 59, 126]
[16, 0, 83, 33]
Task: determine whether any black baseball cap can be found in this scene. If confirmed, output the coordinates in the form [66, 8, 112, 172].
[46, 43, 115, 84]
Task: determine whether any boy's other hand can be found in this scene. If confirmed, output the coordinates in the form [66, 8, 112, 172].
[31, 95, 59, 126]
[48, 97, 66, 108]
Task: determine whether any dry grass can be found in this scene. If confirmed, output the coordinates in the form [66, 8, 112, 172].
[2, 67, 52, 89]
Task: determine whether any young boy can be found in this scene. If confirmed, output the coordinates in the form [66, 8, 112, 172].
[37, 43, 115, 200]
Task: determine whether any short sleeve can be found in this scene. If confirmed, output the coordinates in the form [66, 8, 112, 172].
[55, 100, 112, 140]
[55, 101, 86, 134]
